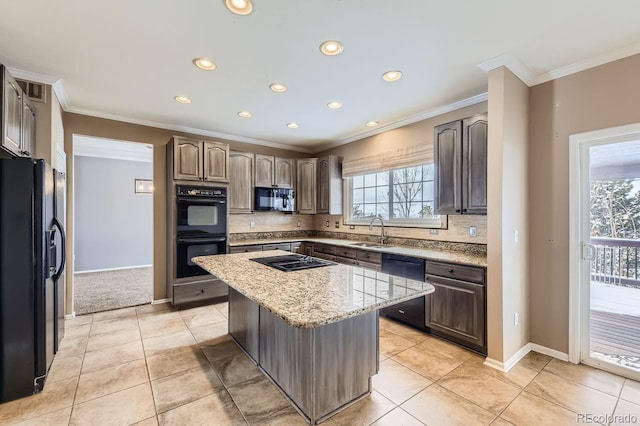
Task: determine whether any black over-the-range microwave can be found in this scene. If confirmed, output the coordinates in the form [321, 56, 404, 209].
[254, 187, 295, 212]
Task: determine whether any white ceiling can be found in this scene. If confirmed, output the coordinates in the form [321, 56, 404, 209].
[1, 0, 640, 153]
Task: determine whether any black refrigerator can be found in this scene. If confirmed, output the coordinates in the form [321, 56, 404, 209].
[0, 158, 66, 402]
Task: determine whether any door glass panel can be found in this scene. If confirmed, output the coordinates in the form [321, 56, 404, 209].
[588, 140, 640, 373]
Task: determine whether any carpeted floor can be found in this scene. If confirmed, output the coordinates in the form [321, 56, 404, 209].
[74, 267, 153, 315]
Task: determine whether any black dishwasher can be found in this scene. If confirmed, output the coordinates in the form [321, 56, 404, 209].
[380, 254, 427, 329]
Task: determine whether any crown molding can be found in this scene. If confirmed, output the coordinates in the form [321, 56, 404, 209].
[6, 66, 59, 85]
[478, 40, 640, 87]
[314, 92, 489, 153]
[477, 54, 536, 86]
[535, 40, 640, 85]
[64, 106, 314, 154]
[74, 135, 153, 163]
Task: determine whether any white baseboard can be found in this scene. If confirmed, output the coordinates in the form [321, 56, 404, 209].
[484, 342, 571, 372]
[75, 264, 152, 274]
[152, 298, 170, 305]
[530, 343, 570, 362]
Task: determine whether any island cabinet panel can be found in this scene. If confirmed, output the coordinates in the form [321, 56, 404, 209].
[228, 288, 260, 361]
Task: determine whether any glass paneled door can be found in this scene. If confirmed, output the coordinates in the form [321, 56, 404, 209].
[577, 135, 640, 380]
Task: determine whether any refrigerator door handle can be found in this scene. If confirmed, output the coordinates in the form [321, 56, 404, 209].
[52, 218, 66, 282]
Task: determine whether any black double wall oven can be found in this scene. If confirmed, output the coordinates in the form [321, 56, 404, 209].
[175, 185, 227, 278]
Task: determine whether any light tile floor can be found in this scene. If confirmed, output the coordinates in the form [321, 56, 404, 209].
[1, 304, 639, 425]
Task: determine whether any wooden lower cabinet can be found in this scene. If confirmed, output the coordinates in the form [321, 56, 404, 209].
[425, 264, 486, 354]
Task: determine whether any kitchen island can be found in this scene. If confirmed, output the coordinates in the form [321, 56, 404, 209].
[193, 251, 434, 424]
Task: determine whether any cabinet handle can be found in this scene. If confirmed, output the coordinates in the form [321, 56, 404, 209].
[398, 310, 405, 314]
[448, 269, 454, 273]
[455, 209, 461, 213]
[462, 209, 467, 213]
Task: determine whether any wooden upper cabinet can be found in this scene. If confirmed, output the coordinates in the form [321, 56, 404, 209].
[255, 154, 275, 187]
[317, 155, 342, 215]
[462, 114, 488, 214]
[296, 158, 317, 214]
[229, 151, 254, 213]
[274, 157, 294, 188]
[174, 138, 202, 181]
[172, 137, 229, 182]
[204, 141, 229, 182]
[254, 155, 294, 188]
[2, 70, 23, 156]
[21, 101, 36, 157]
[434, 121, 462, 214]
[434, 113, 487, 215]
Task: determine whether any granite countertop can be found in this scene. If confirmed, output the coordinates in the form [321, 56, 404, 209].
[229, 237, 487, 267]
[192, 251, 434, 329]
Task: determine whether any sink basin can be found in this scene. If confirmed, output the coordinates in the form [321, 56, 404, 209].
[350, 242, 385, 248]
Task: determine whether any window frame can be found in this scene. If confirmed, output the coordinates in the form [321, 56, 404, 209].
[342, 165, 447, 229]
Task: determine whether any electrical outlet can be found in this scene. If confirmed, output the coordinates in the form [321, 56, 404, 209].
[325, 220, 330, 227]
[296, 220, 301, 227]
[514, 312, 519, 326]
[469, 226, 477, 237]
[429, 229, 438, 235]
[349, 225, 355, 230]
[334, 221, 339, 228]
[250, 221, 256, 229]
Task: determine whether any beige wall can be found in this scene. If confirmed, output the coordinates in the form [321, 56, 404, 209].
[487, 67, 530, 363]
[63, 112, 305, 310]
[528, 53, 640, 353]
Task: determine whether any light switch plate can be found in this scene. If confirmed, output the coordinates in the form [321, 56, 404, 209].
[325, 220, 330, 227]
[334, 221, 340, 228]
[250, 221, 256, 229]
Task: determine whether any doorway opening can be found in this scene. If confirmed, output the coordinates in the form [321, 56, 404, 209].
[570, 124, 640, 380]
[73, 135, 154, 315]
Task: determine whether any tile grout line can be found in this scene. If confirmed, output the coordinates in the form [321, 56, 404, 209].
[136, 309, 159, 423]
[67, 314, 93, 426]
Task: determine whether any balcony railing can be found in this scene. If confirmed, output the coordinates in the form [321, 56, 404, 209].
[591, 237, 640, 287]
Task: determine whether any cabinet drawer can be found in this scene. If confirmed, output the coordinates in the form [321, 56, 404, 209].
[381, 296, 425, 329]
[357, 260, 381, 271]
[229, 245, 263, 254]
[336, 247, 357, 259]
[425, 261, 485, 284]
[336, 256, 357, 266]
[313, 252, 336, 262]
[173, 280, 228, 305]
[263, 243, 291, 251]
[314, 243, 336, 255]
[356, 250, 381, 264]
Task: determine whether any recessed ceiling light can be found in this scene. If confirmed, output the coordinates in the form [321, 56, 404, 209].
[174, 96, 192, 104]
[224, 0, 253, 15]
[320, 40, 344, 56]
[269, 83, 287, 93]
[192, 58, 217, 71]
[327, 101, 342, 109]
[287, 122, 299, 129]
[382, 70, 403, 82]
[238, 111, 252, 118]
[366, 121, 379, 127]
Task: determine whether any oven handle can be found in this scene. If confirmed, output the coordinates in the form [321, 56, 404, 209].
[176, 236, 227, 243]
[176, 197, 226, 205]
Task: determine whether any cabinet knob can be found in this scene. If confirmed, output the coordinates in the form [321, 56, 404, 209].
[448, 269, 454, 273]
[200, 289, 205, 293]
[455, 209, 461, 213]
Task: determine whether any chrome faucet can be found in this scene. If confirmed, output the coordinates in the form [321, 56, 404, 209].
[368, 214, 386, 244]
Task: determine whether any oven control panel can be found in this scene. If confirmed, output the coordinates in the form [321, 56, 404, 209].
[177, 185, 226, 198]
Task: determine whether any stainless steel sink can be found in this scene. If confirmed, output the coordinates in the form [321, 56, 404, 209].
[350, 242, 385, 248]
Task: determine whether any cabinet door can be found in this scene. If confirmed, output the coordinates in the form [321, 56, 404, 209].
[255, 154, 275, 187]
[296, 158, 317, 214]
[174, 138, 202, 181]
[203, 141, 229, 182]
[462, 114, 488, 214]
[317, 157, 329, 213]
[274, 157, 294, 188]
[434, 121, 462, 214]
[425, 275, 485, 350]
[3, 73, 22, 156]
[229, 151, 254, 213]
[21, 100, 36, 157]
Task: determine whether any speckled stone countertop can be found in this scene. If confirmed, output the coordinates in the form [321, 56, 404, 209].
[192, 251, 434, 328]
[228, 237, 487, 267]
